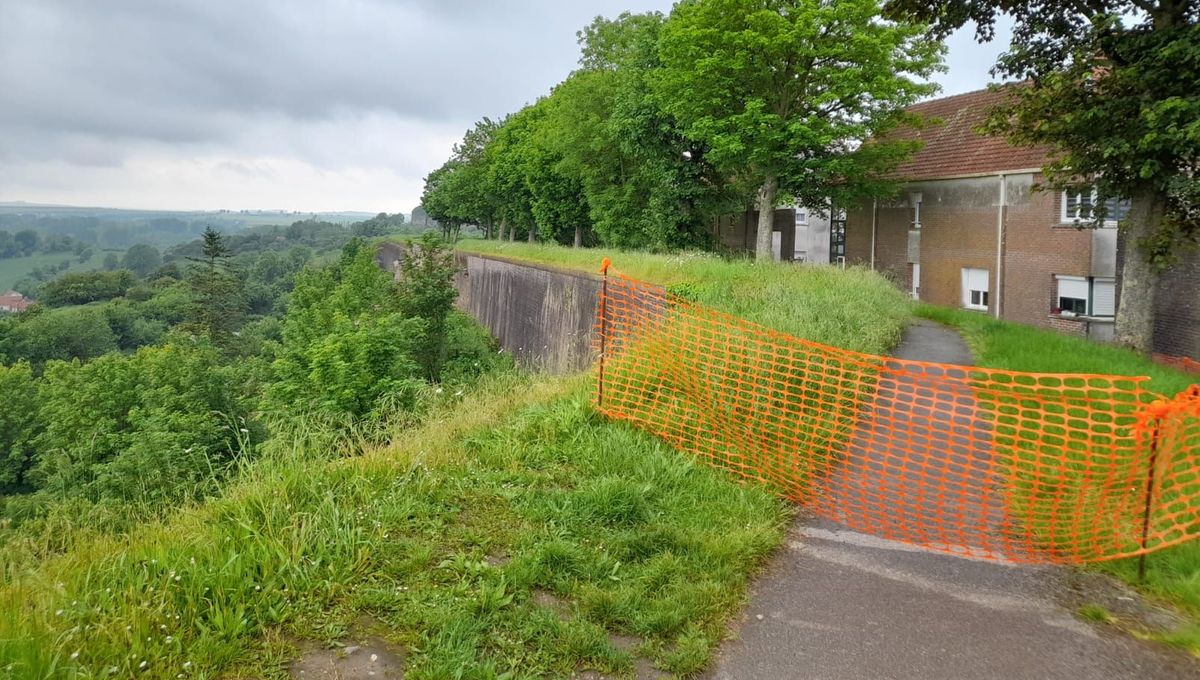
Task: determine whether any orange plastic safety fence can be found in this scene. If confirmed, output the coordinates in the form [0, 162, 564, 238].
[593, 268, 1200, 565]
[1155, 353, 1200, 375]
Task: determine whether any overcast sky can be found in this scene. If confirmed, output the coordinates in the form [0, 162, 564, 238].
[0, 0, 1012, 214]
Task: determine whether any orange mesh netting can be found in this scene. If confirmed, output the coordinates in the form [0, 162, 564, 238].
[593, 264, 1200, 565]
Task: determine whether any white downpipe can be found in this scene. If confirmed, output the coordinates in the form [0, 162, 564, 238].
[995, 174, 1007, 320]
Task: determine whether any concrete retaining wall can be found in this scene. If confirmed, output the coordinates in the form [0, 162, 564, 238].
[452, 253, 602, 373]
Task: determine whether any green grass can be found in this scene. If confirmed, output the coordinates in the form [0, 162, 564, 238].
[0, 253, 85, 291]
[915, 304, 1195, 397]
[918, 303, 1200, 653]
[457, 241, 911, 355]
[0, 373, 789, 679]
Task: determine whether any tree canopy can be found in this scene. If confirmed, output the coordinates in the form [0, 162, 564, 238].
[420, 2, 942, 258]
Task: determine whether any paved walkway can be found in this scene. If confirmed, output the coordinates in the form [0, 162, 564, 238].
[704, 319, 1199, 680]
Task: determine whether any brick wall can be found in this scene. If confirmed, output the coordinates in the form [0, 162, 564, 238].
[999, 176, 1094, 328]
[845, 173, 1101, 332]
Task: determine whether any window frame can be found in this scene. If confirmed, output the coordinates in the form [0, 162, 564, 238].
[1060, 188, 1129, 227]
[961, 267, 989, 312]
[1052, 274, 1117, 318]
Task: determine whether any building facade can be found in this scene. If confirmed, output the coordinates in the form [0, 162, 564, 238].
[0, 290, 31, 313]
[845, 88, 1197, 359]
[713, 205, 835, 264]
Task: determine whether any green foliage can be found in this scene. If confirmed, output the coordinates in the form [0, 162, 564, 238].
[439, 311, 515, 385]
[0, 381, 787, 678]
[352, 212, 408, 237]
[121, 244, 162, 278]
[0, 306, 118, 366]
[396, 234, 461, 380]
[184, 228, 247, 350]
[654, 0, 941, 257]
[268, 240, 430, 428]
[0, 363, 39, 491]
[38, 269, 135, 306]
[11, 342, 255, 513]
[551, 11, 741, 250]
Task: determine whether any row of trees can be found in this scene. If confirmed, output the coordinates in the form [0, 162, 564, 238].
[0, 230, 88, 260]
[422, 0, 943, 255]
[425, 0, 1199, 353]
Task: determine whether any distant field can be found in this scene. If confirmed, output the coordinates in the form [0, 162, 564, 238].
[0, 251, 116, 291]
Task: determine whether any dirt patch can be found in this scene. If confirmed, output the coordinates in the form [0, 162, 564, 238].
[289, 636, 405, 679]
[532, 588, 571, 617]
[1052, 569, 1188, 635]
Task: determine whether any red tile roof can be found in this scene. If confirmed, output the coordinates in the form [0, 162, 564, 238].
[890, 87, 1052, 181]
[0, 290, 31, 312]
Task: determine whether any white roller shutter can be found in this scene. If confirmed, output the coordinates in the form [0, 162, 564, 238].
[1092, 278, 1116, 317]
[1056, 276, 1089, 301]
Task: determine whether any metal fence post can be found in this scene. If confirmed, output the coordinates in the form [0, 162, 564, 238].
[598, 258, 611, 408]
[1138, 415, 1163, 582]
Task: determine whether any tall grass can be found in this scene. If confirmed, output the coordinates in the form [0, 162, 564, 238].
[458, 241, 910, 355]
[0, 373, 789, 679]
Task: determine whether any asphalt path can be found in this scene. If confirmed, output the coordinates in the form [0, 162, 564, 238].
[703, 319, 1199, 680]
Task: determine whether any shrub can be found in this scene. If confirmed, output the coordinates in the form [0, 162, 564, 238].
[38, 269, 135, 306]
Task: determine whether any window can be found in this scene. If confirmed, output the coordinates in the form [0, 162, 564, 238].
[1054, 275, 1116, 317]
[794, 207, 808, 226]
[1056, 276, 1089, 315]
[1062, 188, 1131, 224]
[961, 268, 989, 311]
[829, 215, 846, 260]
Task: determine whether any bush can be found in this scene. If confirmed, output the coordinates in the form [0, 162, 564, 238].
[266, 240, 434, 432]
[0, 362, 40, 491]
[38, 270, 135, 306]
[27, 342, 256, 506]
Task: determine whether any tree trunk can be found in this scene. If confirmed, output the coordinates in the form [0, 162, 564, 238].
[509, 222, 516, 242]
[574, 224, 582, 248]
[754, 175, 779, 261]
[1114, 188, 1166, 354]
[485, 217, 493, 240]
[528, 222, 536, 243]
[498, 218, 508, 241]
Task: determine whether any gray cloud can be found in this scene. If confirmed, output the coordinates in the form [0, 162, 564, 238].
[0, 0, 1008, 212]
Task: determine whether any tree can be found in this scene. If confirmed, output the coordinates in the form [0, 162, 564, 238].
[185, 227, 246, 350]
[547, 12, 734, 249]
[13, 230, 38, 256]
[39, 270, 135, 306]
[655, 0, 942, 260]
[121, 244, 162, 278]
[102, 253, 120, 271]
[395, 233, 460, 380]
[885, 0, 1200, 354]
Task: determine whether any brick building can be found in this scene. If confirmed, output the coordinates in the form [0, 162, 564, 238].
[844, 88, 1198, 360]
[0, 289, 31, 313]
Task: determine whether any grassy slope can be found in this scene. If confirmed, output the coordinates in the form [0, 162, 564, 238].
[916, 304, 1200, 651]
[0, 374, 789, 679]
[457, 241, 910, 355]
